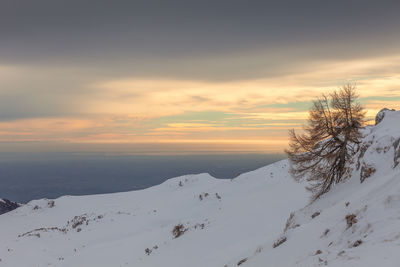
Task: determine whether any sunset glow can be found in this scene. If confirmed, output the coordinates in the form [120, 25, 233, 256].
[1, 1, 400, 153]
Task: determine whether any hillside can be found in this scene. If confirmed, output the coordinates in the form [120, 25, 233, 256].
[0, 109, 399, 266]
[248, 108, 400, 266]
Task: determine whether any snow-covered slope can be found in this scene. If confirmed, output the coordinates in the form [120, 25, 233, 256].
[0, 160, 308, 266]
[247, 108, 400, 267]
[0, 109, 399, 267]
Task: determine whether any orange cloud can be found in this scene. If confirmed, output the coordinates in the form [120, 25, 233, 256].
[1, 53, 400, 152]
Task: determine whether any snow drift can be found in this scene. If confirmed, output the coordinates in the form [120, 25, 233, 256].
[0, 108, 399, 267]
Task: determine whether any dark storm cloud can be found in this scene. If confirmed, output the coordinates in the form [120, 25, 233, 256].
[1, 0, 400, 122]
[1, 0, 400, 80]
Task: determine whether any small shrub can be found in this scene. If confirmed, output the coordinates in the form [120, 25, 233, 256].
[172, 224, 186, 238]
[145, 248, 152, 255]
[48, 200, 55, 208]
[237, 258, 247, 266]
[284, 212, 295, 232]
[322, 229, 330, 237]
[18, 227, 67, 238]
[71, 215, 87, 229]
[315, 250, 322, 255]
[360, 163, 376, 183]
[345, 214, 357, 228]
[254, 246, 263, 254]
[273, 236, 287, 248]
[194, 223, 205, 229]
[311, 211, 321, 218]
[353, 240, 362, 247]
[145, 245, 158, 255]
[337, 250, 345, 256]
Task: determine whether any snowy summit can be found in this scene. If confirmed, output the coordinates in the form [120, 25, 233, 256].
[0, 109, 400, 267]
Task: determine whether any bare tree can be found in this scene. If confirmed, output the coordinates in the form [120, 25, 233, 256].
[286, 84, 365, 200]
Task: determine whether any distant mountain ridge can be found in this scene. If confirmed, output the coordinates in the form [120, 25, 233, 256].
[0, 198, 20, 215]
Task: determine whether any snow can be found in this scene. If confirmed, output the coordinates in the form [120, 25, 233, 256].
[0, 162, 308, 266]
[248, 109, 400, 267]
[374, 107, 396, 125]
[0, 109, 399, 266]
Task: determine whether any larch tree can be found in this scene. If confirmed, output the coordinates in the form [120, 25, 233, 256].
[286, 84, 366, 200]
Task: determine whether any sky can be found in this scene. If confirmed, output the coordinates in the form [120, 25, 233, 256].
[1, 0, 400, 153]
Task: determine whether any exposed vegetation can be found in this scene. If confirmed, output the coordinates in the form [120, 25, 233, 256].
[286, 84, 365, 199]
[172, 224, 186, 239]
[311, 211, 321, 219]
[352, 239, 363, 247]
[237, 258, 247, 265]
[345, 214, 357, 228]
[360, 163, 376, 183]
[272, 236, 287, 248]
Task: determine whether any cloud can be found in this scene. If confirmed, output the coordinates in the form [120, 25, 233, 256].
[2, 1, 400, 82]
[1, 51, 400, 152]
[0, 65, 94, 120]
[2, 0, 400, 152]
[86, 54, 400, 119]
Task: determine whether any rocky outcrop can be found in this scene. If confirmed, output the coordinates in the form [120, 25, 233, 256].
[375, 108, 396, 125]
[394, 138, 400, 168]
[0, 198, 20, 215]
